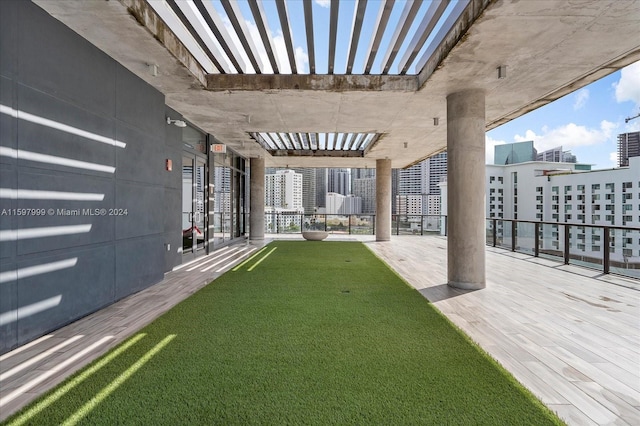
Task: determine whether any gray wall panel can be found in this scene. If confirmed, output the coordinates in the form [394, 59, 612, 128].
[0, 1, 209, 354]
[1, 76, 17, 166]
[17, 1, 116, 117]
[15, 170, 115, 255]
[163, 107, 183, 191]
[0, 167, 17, 261]
[0, 1, 17, 79]
[116, 67, 164, 138]
[115, 182, 164, 239]
[115, 123, 163, 185]
[164, 187, 182, 271]
[0, 264, 17, 353]
[16, 85, 116, 178]
[163, 107, 183, 272]
[14, 246, 115, 347]
[115, 235, 164, 299]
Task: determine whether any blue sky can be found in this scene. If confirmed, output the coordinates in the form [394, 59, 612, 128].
[210, 0, 459, 75]
[486, 60, 640, 170]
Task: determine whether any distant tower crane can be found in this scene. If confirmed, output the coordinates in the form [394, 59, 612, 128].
[625, 110, 640, 123]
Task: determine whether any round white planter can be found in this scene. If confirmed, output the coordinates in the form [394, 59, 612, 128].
[302, 231, 329, 241]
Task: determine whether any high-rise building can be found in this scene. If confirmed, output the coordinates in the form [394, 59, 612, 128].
[328, 168, 351, 195]
[427, 152, 448, 196]
[352, 177, 376, 214]
[394, 152, 448, 216]
[482, 156, 639, 265]
[396, 195, 423, 215]
[392, 169, 400, 214]
[326, 193, 362, 215]
[292, 168, 318, 214]
[486, 142, 591, 223]
[315, 168, 327, 209]
[398, 161, 428, 195]
[265, 169, 303, 211]
[536, 146, 576, 163]
[351, 167, 376, 192]
[618, 131, 640, 167]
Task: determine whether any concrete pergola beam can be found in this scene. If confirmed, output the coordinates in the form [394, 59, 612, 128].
[205, 74, 418, 92]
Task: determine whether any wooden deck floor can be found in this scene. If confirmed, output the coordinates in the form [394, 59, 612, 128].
[1, 235, 638, 425]
[366, 236, 640, 426]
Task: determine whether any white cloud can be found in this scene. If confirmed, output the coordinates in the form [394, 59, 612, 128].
[573, 88, 589, 110]
[220, 15, 309, 74]
[295, 46, 309, 73]
[513, 120, 617, 152]
[315, 0, 330, 8]
[273, 32, 292, 74]
[216, 15, 254, 73]
[270, 34, 309, 74]
[625, 119, 640, 133]
[244, 19, 266, 73]
[614, 61, 640, 106]
[609, 151, 618, 167]
[485, 136, 506, 164]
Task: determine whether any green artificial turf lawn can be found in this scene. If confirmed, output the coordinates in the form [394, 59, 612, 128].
[5, 241, 563, 425]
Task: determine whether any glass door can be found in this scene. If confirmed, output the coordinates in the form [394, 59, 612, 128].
[211, 151, 246, 246]
[182, 155, 207, 260]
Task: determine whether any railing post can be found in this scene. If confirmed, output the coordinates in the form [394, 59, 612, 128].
[372, 215, 375, 235]
[534, 222, 540, 257]
[564, 224, 570, 265]
[324, 214, 327, 232]
[511, 220, 516, 252]
[492, 219, 497, 247]
[603, 226, 610, 274]
[348, 214, 352, 235]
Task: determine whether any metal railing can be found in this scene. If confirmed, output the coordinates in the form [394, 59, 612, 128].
[391, 215, 446, 235]
[265, 213, 377, 235]
[262, 213, 639, 280]
[486, 218, 640, 280]
[264, 213, 447, 235]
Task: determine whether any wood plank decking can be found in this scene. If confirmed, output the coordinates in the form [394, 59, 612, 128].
[1, 235, 638, 425]
[367, 236, 639, 426]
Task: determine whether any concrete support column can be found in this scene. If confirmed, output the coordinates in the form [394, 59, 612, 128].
[375, 158, 392, 242]
[249, 157, 265, 241]
[446, 89, 486, 289]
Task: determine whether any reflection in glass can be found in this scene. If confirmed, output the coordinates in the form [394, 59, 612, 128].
[211, 152, 246, 247]
[182, 155, 207, 256]
[195, 158, 206, 251]
[182, 156, 193, 254]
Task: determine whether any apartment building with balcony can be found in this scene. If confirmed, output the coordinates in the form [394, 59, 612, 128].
[265, 169, 303, 212]
[325, 193, 362, 215]
[617, 131, 640, 167]
[486, 156, 640, 267]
